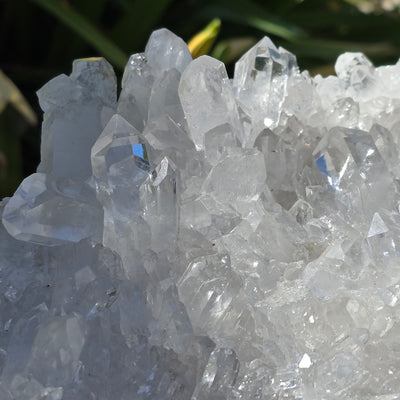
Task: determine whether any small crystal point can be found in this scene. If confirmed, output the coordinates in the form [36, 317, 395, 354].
[118, 53, 153, 131]
[202, 150, 266, 204]
[299, 353, 312, 369]
[335, 52, 375, 89]
[368, 212, 389, 237]
[91, 113, 140, 182]
[148, 68, 185, 126]
[2, 173, 103, 246]
[140, 157, 178, 252]
[37, 74, 80, 112]
[192, 348, 239, 399]
[325, 242, 346, 261]
[70, 57, 117, 104]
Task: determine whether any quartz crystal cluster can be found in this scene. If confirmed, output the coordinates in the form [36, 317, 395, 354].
[2, 29, 400, 399]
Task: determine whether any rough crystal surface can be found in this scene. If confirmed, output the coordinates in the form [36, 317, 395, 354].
[3, 28, 400, 399]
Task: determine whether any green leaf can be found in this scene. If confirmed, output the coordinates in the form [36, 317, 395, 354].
[0, 110, 24, 198]
[31, 0, 128, 69]
[284, 9, 397, 32]
[211, 37, 256, 64]
[71, 0, 108, 22]
[342, 0, 375, 12]
[196, 0, 400, 61]
[289, 37, 399, 60]
[111, 0, 174, 52]
[188, 19, 221, 59]
[196, 1, 306, 41]
[0, 70, 37, 125]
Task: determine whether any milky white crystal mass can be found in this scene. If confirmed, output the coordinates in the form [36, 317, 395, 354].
[2, 29, 400, 399]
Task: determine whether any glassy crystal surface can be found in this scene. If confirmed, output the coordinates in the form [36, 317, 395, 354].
[233, 37, 297, 142]
[3, 29, 400, 399]
[179, 55, 243, 150]
[2, 173, 102, 246]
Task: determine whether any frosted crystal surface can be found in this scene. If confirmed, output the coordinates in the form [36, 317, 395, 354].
[37, 58, 117, 180]
[4, 28, 400, 399]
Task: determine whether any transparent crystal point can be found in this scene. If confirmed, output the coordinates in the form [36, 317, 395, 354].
[368, 212, 389, 237]
[118, 53, 153, 130]
[335, 52, 375, 90]
[143, 114, 193, 153]
[313, 127, 359, 188]
[28, 316, 85, 385]
[233, 36, 297, 133]
[148, 68, 185, 126]
[2, 173, 103, 246]
[370, 123, 400, 177]
[177, 253, 241, 333]
[142, 115, 202, 181]
[145, 28, 192, 76]
[91, 113, 141, 183]
[179, 55, 243, 150]
[202, 149, 266, 205]
[192, 348, 239, 400]
[140, 157, 178, 252]
[204, 123, 238, 166]
[233, 36, 279, 90]
[279, 46, 299, 75]
[100, 153, 150, 258]
[343, 128, 388, 182]
[325, 241, 346, 260]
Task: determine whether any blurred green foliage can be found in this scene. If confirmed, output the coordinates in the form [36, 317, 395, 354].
[2, 0, 400, 197]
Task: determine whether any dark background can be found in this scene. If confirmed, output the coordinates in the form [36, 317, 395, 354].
[1, 0, 400, 197]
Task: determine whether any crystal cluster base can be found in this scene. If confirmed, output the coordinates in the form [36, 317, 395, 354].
[2, 29, 400, 399]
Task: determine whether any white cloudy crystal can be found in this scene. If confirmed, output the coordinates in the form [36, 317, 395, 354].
[3, 28, 400, 399]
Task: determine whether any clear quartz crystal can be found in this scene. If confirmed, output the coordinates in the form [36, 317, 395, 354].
[3, 28, 400, 399]
[179, 56, 244, 150]
[145, 28, 192, 77]
[2, 173, 102, 245]
[233, 37, 297, 142]
[140, 157, 178, 252]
